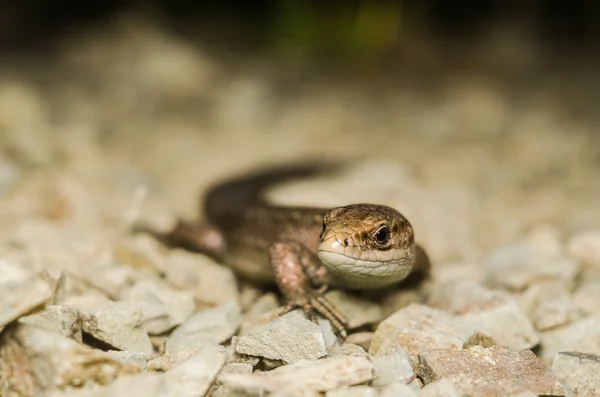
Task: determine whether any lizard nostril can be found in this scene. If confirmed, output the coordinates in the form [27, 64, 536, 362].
[344, 238, 351, 247]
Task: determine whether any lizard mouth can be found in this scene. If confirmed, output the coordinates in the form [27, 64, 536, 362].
[317, 242, 414, 289]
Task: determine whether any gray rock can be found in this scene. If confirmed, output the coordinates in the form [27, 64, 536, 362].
[164, 345, 228, 397]
[220, 355, 374, 395]
[81, 301, 154, 356]
[124, 279, 195, 335]
[147, 348, 204, 371]
[166, 300, 241, 352]
[324, 290, 384, 330]
[483, 240, 579, 291]
[369, 303, 494, 359]
[539, 314, 600, 364]
[236, 310, 327, 363]
[164, 249, 238, 307]
[370, 347, 415, 388]
[429, 280, 539, 349]
[520, 281, 581, 331]
[0, 324, 140, 395]
[344, 332, 373, 351]
[572, 281, 600, 315]
[420, 378, 461, 397]
[18, 304, 82, 342]
[0, 269, 57, 329]
[416, 345, 566, 396]
[552, 351, 600, 397]
[106, 350, 150, 370]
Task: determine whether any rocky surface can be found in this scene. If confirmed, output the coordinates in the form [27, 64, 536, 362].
[0, 12, 598, 397]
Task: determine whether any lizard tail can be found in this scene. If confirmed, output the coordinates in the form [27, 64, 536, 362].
[203, 161, 336, 225]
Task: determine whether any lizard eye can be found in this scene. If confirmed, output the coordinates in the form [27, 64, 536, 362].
[319, 219, 327, 238]
[374, 226, 390, 245]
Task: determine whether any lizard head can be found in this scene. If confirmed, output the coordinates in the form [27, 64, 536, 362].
[317, 203, 416, 289]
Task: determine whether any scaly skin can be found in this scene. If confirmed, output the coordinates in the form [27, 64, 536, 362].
[144, 165, 429, 339]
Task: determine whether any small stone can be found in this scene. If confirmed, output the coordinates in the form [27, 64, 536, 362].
[483, 235, 579, 291]
[539, 314, 600, 363]
[220, 355, 374, 395]
[572, 281, 600, 315]
[147, 348, 203, 372]
[106, 351, 149, 370]
[567, 229, 600, 268]
[124, 279, 195, 334]
[324, 290, 384, 330]
[380, 382, 420, 397]
[429, 280, 539, 349]
[552, 351, 600, 397]
[370, 347, 416, 388]
[420, 378, 461, 397]
[369, 303, 494, 359]
[0, 324, 140, 395]
[330, 344, 368, 358]
[326, 385, 378, 397]
[164, 249, 238, 308]
[166, 300, 241, 352]
[520, 281, 581, 330]
[0, 269, 57, 329]
[113, 234, 168, 275]
[80, 301, 154, 356]
[235, 310, 327, 363]
[318, 319, 340, 350]
[344, 332, 373, 351]
[218, 362, 254, 377]
[18, 304, 82, 342]
[164, 345, 227, 397]
[416, 346, 565, 396]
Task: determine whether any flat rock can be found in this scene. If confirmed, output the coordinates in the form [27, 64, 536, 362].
[552, 351, 600, 397]
[124, 279, 195, 334]
[80, 301, 154, 356]
[147, 348, 203, 371]
[0, 324, 140, 396]
[520, 281, 581, 331]
[429, 280, 539, 349]
[326, 386, 378, 397]
[483, 229, 579, 291]
[166, 300, 241, 352]
[220, 355, 374, 395]
[18, 304, 82, 342]
[324, 290, 384, 330]
[235, 310, 327, 363]
[369, 303, 494, 359]
[572, 281, 600, 315]
[164, 249, 238, 307]
[416, 345, 565, 396]
[539, 314, 600, 363]
[370, 347, 416, 388]
[0, 269, 57, 329]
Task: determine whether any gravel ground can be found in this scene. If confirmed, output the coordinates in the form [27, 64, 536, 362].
[0, 15, 599, 397]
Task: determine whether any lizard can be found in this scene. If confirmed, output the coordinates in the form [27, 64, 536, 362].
[140, 163, 430, 339]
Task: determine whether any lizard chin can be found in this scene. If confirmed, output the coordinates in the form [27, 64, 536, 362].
[317, 248, 414, 290]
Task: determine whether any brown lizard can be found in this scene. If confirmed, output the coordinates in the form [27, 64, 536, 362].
[141, 163, 429, 339]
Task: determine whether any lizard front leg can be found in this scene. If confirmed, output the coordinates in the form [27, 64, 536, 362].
[269, 240, 348, 339]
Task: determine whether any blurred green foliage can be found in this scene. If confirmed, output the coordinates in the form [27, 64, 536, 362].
[272, 1, 402, 61]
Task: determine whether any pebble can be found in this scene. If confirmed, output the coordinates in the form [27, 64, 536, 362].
[235, 310, 327, 364]
[539, 314, 600, 364]
[113, 234, 168, 275]
[520, 280, 581, 331]
[428, 280, 539, 349]
[551, 351, 600, 397]
[218, 355, 374, 395]
[79, 301, 154, 356]
[0, 269, 57, 329]
[146, 347, 203, 371]
[164, 249, 239, 307]
[324, 290, 384, 330]
[483, 233, 579, 291]
[572, 281, 600, 315]
[124, 279, 195, 335]
[166, 300, 241, 352]
[344, 332, 373, 351]
[18, 304, 83, 342]
[326, 386, 378, 397]
[369, 303, 494, 359]
[416, 345, 566, 396]
[370, 347, 417, 388]
[0, 324, 140, 395]
[379, 382, 420, 397]
[419, 378, 461, 397]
